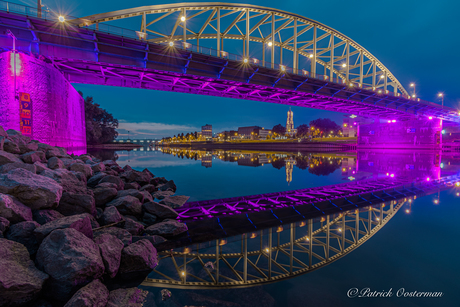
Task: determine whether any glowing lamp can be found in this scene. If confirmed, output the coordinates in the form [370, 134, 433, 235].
[428, 116, 433, 120]
[250, 233, 257, 239]
[380, 75, 384, 79]
[390, 174, 394, 177]
[342, 63, 346, 67]
[267, 41, 273, 47]
[392, 120, 396, 123]
[243, 58, 248, 63]
[169, 41, 174, 47]
[405, 209, 410, 213]
[426, 177, 430, 181]
[280, 65, 286, 72]
[276, 226, 283, 232]
[180, 16, 186, 22]
[442, 130, 446, 134]
[388, 120, 391, 123]
[219, 239, 227, 246]
[338, 228, 342, 232]
[378, 90, 382, 93]
[253, 58, 259, 64]
[299, 221, 306, 227]
[183, 247, 191, 254]
[58, 15, 65, 22]
[309, 54, 314, 58]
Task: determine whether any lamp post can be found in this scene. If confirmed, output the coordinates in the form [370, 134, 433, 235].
[410, 83, 416, 98]
[438, 93, 444, 108]
[7, 29, 17, 102]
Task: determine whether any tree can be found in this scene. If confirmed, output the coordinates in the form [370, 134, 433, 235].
[296, 124, 310, 137]
[272, 124, 286, 136]
[79, 91, 118, 145]
[309, 118, 341, 136]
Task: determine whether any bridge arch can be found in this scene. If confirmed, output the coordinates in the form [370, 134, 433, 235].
[76, 3, 409, 96]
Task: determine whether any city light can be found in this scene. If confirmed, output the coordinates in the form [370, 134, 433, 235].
[392, 120, 396, 123]
[280, 65, 286, 72]
[442, 130, 446, 134]
[267, 41, 273, 47]
[180, 16, 186, 21]
[438, 93, 443, 97]
[58, 15, 65, 22]
[380, 75, 384, 79]
[428, 116, 433, 120]
[169, 41, 174, 47]
[342, 63, 346, 67]
[309, 54, 313, 58]
[243, 58, 248, 63]
[410, 83, 415, 87]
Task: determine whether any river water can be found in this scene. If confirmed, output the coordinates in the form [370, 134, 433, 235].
[92, 147, 460, 307]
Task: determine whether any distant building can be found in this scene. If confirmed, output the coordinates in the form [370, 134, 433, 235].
[342, 115, 373, 137]
[219, 130, 239, 140]
[286, 108, 297, 137]
[201, 124, 212, 139]
[237, 126, 271, 140]
[201, 153, 212, 168]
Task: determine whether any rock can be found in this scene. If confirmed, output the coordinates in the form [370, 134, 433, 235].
[63, 279, 109, 307]
[47, 156, 65, 169]
[102, 160, 118, 168]
[119, 239, 158, 276]
[0, 161, 37, 174]
[157, 180, 177, 192]
[40, 168, 88, 195]
[34, 161, 49, 173]
[100, 206, 123, 226]
[71, 171, 88, 185]
[6, 221, 40, 255]
[142, 168, 154, 180]
[0, 169, 63, 209]
[0, 193, 33, 223]
[93, 186, 118, 207]
[144, 220, 188, 237]
[91, 162, 105, 173]
[32, 209, 64, 225]
[0, 216, 10, 234]
[0, 150, 22, 165]
[0, 239, 49, 306]
[37, 143, 52, 152]
[94, 227, 132, 247]
[106, 196, 142, 217]
[152, 190, 174, 200]
[142, 213, 157, 225]
[3, 139, 20, 154]
[149, 177, 160, 186]
[120, 170, 151, 186]
[96, 207, 103, 219]
[57, 192, 96, 217]
[124, 182, 140, 190]
[18, 142, 39, 154]
[124, 218, 144, 236]
[88, 172, 108, 188]
[139, 184, 157, 194]
[132, 235, 166, 246]
[140, 190, 154, 203]
[69, 163, 93, 179]
[0, 136, 4, 151]
[159, 195, 190, 208]
[106, 288, 148, 307]
[34, 213, 94, 242]
[20, 151, 45, 164]
[96, 182, 118, 189]
[94, 234, 124, 278]
[45, 147, 67, 159]
[110, 165, 124, 174]
[99, 175, 124, 191]
[77, 155, 93, 163]
[116, 189, 149, 203]
[36, 228, 104, 301]
[0, 126, 7, 138]
[143, 202, 179, 219]
[6, 129, 23, 136]
[89, 216, 100, 229]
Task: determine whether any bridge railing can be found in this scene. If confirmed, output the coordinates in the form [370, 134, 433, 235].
[0, 0, 454, 115]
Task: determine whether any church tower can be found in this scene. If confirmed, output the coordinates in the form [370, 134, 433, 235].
[286, 107, 295, 137]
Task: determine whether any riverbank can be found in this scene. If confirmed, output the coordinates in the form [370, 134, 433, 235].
[0, 125, 187, 306]
[87, 143, 142, 150]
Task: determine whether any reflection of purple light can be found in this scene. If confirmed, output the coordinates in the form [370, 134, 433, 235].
[388, 120, 391, 123]
[390, 174, 394, 177]
[392, 120, 396, 123]
[353, 122, 357, 125]
[352, 171, 355, 174]
[426, 177, 430, 181]
[428, 116, 433, 120]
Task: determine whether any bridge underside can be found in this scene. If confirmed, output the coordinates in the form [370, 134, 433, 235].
[0, 10, 458, 122]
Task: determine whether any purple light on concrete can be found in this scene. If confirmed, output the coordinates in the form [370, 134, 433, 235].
[0, 51, 86, 153]
[390, 174, 394, 177]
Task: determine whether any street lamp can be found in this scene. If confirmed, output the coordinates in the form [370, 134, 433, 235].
[7, 29, 17, 100]
[438, 93, 444, 108]
[410, 83, 416, 98]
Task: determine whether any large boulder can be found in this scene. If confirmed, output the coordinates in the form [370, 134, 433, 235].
[120, 170, 151, 186]
[152, 190, 174, 200]
[99, 206, 123, 226]
[123, 218, 144, 236]
[139, 184, 157, 194]
[94, 234, 124, 278]
[0, 126, 7, 138]
[106, 196, 142, 217]
[157, 180, 177, 192]
[0, 216, 10, 234]
[124, 182, 140, 190]
[0, 150, 22, 166]
[45, 147, 67, 159]
[159, 195, 190, 208]
[69, 163, 93, 179]
[34, 161, 49, 173]
[142, 202, 179, 219]
[57, 192, 96, 217]
[34, 213, 94, 242]
[99, 175, 124, 191]
[0, 168, 63, 209]
[0, 161, 37, 174]
[20, 151, 45, 164]
[139, 190, 154, 203]
[106, 288, 148, 307]
[94, 227, 132, 247]
[142, 213, 157, 226]
[116, 189, 150, 204]
[2, 139, 20, 154]
[87, 172, 108, 188]
[0, 193, 33, 223]
[32, 209, 64, 225]
[6, 221, 41, 255]
[90, 162, 105, 173]
[93, 186, 118, 207]
[144, 220, 188, 237]
[40, 168, 88, 195]
[0, 239, 49, 306]
[119, 239, 158, 275]
[35, 228, 105, 301]
[63, 279, 109, 307]
[47, 157, 65, 169]
[18, 142, 39, 154]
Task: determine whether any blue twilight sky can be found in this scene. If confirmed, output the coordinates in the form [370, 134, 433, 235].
[15, 0, 460, 139]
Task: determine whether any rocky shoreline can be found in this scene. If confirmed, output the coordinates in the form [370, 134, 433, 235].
[0, 125, 190, 306]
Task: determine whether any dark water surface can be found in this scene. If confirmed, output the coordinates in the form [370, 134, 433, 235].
[94, 147, 460, 307]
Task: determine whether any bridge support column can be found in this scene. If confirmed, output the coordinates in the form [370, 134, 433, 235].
[357, 118, 442, 150]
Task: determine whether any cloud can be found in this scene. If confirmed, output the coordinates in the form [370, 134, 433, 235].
[117, 121, 200, 139]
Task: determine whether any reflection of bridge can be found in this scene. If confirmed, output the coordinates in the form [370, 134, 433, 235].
[0, 1, 458, 122]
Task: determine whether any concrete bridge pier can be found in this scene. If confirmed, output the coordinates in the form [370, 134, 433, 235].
[357, 118, 442, 150]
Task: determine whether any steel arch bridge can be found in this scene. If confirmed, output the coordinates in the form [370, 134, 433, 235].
[0, 1, 458, 122]
[76, 2, 407, 96]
